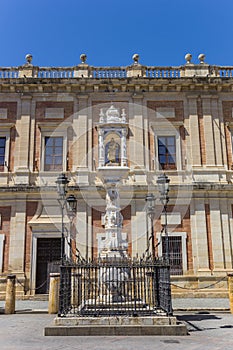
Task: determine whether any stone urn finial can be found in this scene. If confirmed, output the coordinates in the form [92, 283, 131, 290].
[198, 53, 206, 64]
[132, 53, 140, 65]
[80, 53, 87, 64]
[185, 53, 192, 64]
[25, 54, 33, 65]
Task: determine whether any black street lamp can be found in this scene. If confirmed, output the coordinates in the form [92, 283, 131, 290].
[157, 173, 170, 264]
[145, 193, 156, 260]
[56, 173, 77, 264]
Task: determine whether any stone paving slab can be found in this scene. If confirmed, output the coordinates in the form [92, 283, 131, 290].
[0, 313, 233, 350]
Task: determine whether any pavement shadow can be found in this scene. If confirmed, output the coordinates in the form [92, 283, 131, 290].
[176, 312, 221, 333]
[177, 312, 221, 322]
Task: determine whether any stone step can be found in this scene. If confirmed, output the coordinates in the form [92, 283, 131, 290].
[44, 324, 188, 336]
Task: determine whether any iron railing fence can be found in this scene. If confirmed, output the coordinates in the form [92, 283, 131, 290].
[58, 257, 172, 317]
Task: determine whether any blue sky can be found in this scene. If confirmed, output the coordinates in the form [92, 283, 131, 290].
[1, 0, 232, 67]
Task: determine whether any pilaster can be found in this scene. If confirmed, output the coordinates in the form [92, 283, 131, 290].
[74, 95, 89, 184]
[14, 94, 32, 184]
[190, 198, 210, 273]
[76, 201, 88, 259]
[8, 198, 27, 273]
[131, 200, 147, 257]
[131, 95, 145, 169]
[212, 97, 223, 166]
[220, 199, 233, 269]
[202, 96, 216, 166]
[187, 96, 201, 166]
[209, 198, 225, 270]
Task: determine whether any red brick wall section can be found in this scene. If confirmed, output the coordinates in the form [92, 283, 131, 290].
[147, 101, 184, 122]
[205, 204, 214, 271]
[35, 101, 73, 121]
[25, 202, 38, 274]
[222, 101, 233, 123]
[0, 206, 11, 273]
[0, 102, 17, 121]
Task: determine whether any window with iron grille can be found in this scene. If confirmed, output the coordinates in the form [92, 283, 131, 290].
[162, 236, 183, 275]
[44, 136, 63, 171]
[0, 137, 6, 172]
[158, 136, 176, 170]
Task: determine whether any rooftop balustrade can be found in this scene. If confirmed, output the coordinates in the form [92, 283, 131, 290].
[0, 53, 232, 79]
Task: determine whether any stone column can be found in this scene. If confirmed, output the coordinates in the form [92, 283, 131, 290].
[187, 96, 201, 166]
[14, 95, 32, 184]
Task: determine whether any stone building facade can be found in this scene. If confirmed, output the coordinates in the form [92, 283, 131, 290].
[0, 53, 233, 297]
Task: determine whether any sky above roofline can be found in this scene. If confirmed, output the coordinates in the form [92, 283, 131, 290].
[1, 0, 232, 67]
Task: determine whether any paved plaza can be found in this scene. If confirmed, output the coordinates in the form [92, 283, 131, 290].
[0, 311, 232, 350]
[0, 298, 232, 349]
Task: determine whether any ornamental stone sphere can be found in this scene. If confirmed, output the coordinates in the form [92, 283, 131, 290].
[185, 53, 192, 64]
[25, 54, 33, 64]
[198, 54, 206, 64]
[80, 53, 87, 63]
[132, 53, 140, 64]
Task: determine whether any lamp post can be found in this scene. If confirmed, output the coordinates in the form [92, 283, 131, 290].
[56, 173, 77, 264]
[145, 193, 156, 260]
[157, 173, 170, 264]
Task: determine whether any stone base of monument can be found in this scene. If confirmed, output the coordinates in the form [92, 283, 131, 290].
[44, 315, 187, 336]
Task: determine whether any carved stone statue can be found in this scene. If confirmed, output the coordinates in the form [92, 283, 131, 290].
[107, 138, 119, 164]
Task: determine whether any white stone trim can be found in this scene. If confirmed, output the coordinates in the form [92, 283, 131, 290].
[45, 108, 64, 119]
[155, 107, 175, 119]
[0, 234, 5, 273]
[157, 231, 187, 272]
[0, 108, 7, 119]
[161, 212, 181, 225]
